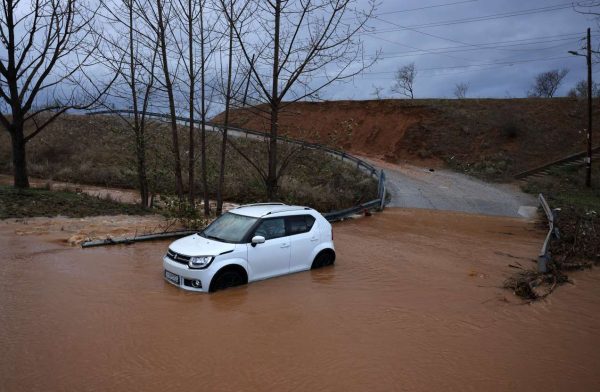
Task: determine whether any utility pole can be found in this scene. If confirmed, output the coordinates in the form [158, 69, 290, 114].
[586, 27, 593, 188]
[569, 27, 593, 187]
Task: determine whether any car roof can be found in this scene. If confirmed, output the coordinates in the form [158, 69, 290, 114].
[229, 203, 314, 218]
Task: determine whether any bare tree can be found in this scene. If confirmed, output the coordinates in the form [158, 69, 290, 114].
[0, 0, 110, 188]
[568, 79, 600, 99]
[197, 0, 218, 216]
[216, 0, 236, 216]
[173, 0, 201, 204]
[454, 82, 469, 99]
[136, 0, 185, 200]
[173, 0, 220, 215]
[221, 0, 375, 199]
[371, 85, 385, 99]
[96, 0, 160, 207]
[391, 62, 416, 99]
[527, 68, 569, 98]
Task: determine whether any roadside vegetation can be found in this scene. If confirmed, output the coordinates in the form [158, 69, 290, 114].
[0, 115, 378, 216]
[0, 185, 150, 219]
[505, 163, 600, 301]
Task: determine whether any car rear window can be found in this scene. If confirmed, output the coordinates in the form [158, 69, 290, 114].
[286, 215, 316, 235]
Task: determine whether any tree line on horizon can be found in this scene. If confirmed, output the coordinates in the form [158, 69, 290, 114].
[372, 63, 596, 100]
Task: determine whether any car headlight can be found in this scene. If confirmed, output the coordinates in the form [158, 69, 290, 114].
[188, 256, 214, 269]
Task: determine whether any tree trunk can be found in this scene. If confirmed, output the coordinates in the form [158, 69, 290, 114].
[267, 0, 281, 200]
[216, 0, 234, 216]
[135, 133, 149, 207]
[10, 124, 30, 189]
[200, 3, 210, 217]
[128, 2, 149, 208]
[187, 0, 195, 203]
[157, 0, 184, 201]
[267, 102, 278, 199]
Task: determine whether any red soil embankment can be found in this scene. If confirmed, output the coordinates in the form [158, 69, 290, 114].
[216, 98, 598, 179]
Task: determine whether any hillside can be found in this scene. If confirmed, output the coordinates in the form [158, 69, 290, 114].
[0, 114, 377, 211]
[215, 98, 598, 181]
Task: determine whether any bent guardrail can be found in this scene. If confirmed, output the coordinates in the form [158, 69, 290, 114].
[89, 109, 387, 222]
[538, 193, 560, 273]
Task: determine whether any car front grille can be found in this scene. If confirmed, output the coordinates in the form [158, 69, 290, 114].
[166, 249, 191, 265]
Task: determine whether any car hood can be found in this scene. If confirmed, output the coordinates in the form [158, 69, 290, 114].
[169, 234, 236, 257]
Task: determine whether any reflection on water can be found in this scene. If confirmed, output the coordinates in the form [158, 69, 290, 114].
[1, 208, 600, 391]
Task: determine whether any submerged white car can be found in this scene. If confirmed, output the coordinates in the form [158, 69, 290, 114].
[163, 203, 335, 292]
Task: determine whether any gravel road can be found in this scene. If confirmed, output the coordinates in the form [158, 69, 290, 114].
[366, 158, 537, 218]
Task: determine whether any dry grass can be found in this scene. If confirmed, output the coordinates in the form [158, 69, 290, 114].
[0, 114, 377, 212]
[0, 185, 150, 219]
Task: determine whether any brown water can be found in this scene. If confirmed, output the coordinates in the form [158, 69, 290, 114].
[1, 208, 599, 391]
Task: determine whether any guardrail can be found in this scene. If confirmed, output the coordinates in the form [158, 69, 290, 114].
[538, 193, 560, 273]
[89, 109, 387, 222]
[515, 146, 600, 180]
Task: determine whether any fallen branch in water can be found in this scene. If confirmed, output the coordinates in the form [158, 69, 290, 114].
[81, 230, 196, 248]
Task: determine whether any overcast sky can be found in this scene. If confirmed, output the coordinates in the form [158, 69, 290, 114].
[328, 0, 598, 100]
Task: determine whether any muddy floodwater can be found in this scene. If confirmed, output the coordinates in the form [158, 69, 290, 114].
[1, 208, 599, 391]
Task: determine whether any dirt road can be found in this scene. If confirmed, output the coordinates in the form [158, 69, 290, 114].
[1, 209, 599, 391]
[368, 158, 537, 218]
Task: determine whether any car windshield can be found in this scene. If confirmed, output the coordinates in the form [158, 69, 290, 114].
[199, 212, 258, 243]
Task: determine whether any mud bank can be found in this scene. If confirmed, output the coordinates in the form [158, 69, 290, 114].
[1, 208, 599, 391]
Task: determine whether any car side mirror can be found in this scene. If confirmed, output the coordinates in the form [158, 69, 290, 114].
[251, 235, 265, 247]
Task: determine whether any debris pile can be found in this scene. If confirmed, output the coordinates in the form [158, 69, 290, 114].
[505, 207, 598, 301]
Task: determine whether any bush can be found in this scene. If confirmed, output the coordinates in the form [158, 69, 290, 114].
[162, 196, 212, 230]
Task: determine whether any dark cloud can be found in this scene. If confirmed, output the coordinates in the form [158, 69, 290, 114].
[330, 0, 597, 99]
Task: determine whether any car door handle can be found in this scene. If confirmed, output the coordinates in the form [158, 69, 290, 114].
[310, 237, 319, 242]
[280, 243, 290, 248]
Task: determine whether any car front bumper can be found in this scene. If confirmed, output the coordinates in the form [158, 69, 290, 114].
[163, 256, 213, 293]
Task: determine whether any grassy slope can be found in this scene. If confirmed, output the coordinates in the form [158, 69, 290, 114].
[0, 114, 377, 212]
[215, 98, 599, 181]
[0, 185, 150, 219]
[523, 162, 600, 211]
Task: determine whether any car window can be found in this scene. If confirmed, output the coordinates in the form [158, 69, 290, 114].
[254, 218, 286, 240]
[201, 212, 258, 243]
[286, 215, 316, 236]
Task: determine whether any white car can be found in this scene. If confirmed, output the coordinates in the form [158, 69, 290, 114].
[163, 203, 335, 292]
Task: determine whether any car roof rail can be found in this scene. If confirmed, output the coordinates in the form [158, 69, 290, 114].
[235, 202, 287, 209]
[262, 206, 309, 216]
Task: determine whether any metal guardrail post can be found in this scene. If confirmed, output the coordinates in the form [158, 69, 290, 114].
[538, 193, 558, 273]
[379, 170, 386, 211]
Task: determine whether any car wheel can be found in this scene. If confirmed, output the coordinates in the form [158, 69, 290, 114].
[311, 250, 335, 269]
[210, 269, 245, 292]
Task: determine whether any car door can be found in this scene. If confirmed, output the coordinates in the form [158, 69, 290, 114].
[246, 217, 291, 281]
[286, 215, 319, 272]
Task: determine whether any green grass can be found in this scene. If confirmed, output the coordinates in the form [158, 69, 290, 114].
[523, 162, 600, 212]
[0, 185, 151, 219]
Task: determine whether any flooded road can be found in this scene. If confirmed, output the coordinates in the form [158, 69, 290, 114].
[1, 208, 599, 391]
